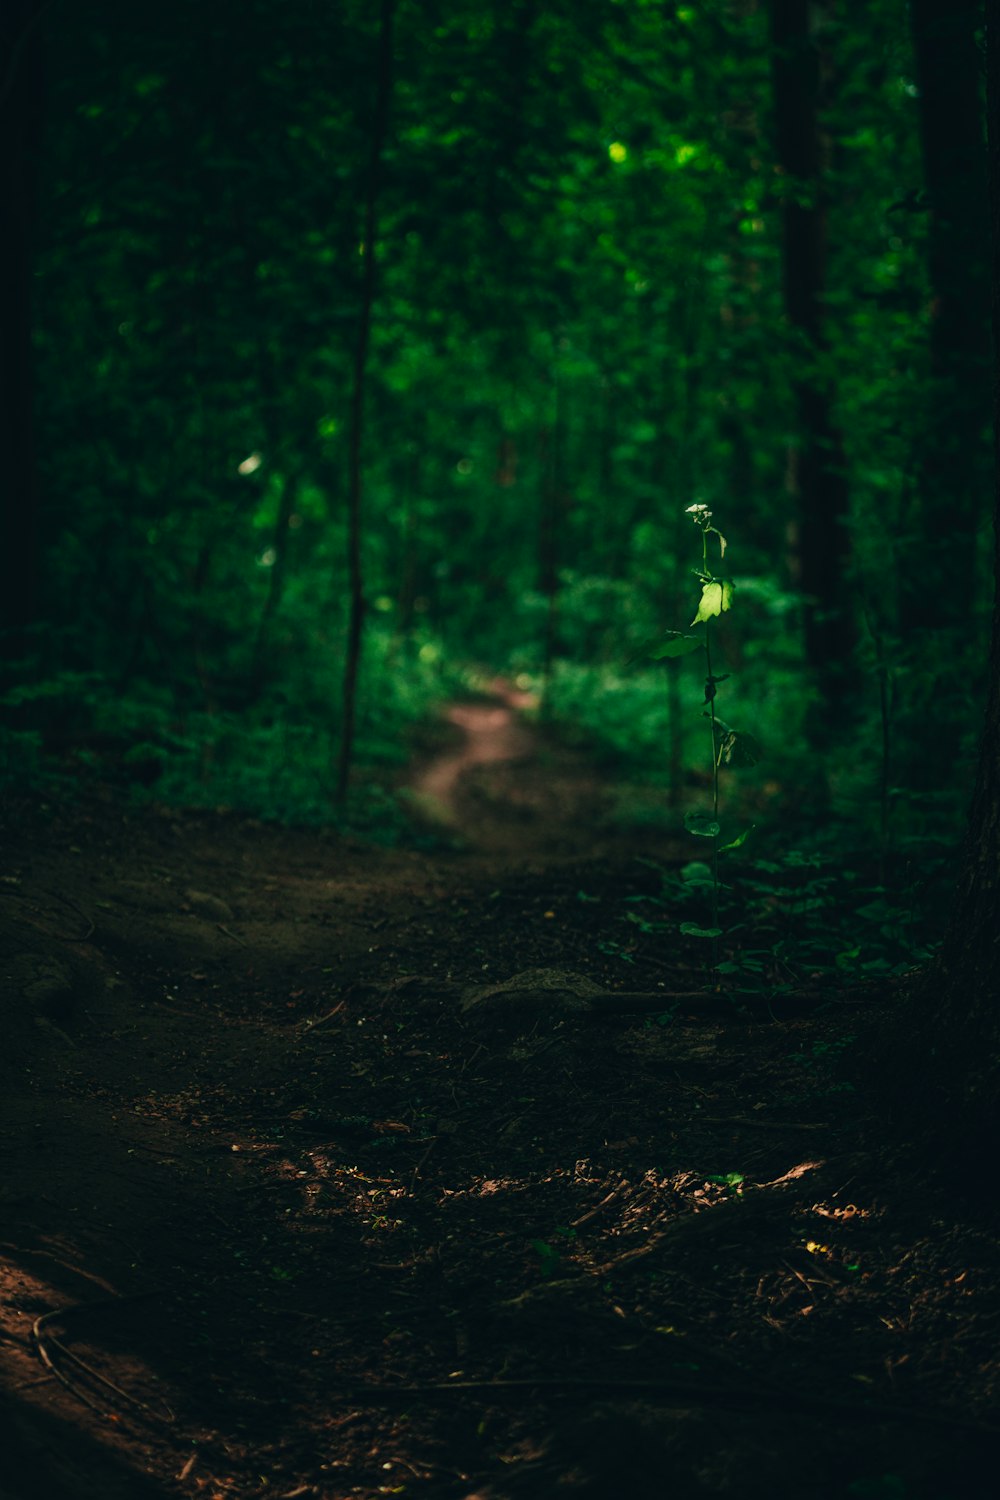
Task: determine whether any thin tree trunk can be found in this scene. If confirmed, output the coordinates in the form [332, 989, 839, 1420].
[770, 0, 853, 713]
[538, 376, 565, 714]
[336, 0, 395, 804]
[0, 1, 44, 659]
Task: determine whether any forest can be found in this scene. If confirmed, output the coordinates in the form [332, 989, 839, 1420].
[1, 0, 999, 1496]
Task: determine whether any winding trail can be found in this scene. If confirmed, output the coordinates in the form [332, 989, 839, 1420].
[412, 680, 536, 814]
[407, 680, 662, 861]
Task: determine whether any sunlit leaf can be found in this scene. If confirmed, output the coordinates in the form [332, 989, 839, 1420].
[680, 923, 724, 939]
[718, 825, 754, 853]
[691, 579, 734, 624]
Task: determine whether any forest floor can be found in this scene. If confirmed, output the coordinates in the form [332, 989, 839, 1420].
[1, 688, 998, 1500]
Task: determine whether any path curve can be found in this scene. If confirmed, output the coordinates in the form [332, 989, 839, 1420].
[409, 680, 537, 827]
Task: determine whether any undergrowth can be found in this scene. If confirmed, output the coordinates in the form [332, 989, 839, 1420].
[0, 625, 458, 834]
[614, 834, 954, 1003]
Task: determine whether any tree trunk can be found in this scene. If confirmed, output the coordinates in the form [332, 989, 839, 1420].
[902, 0, 991, 634]
[900, 2, 1000, 1145]
[0, 1, 44, 656]
[336, 0, 394, 805]
[770, 0, 853, 713]
[538, 377, 566, 714]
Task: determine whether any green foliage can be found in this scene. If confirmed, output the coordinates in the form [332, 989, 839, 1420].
[706, 1172, 745, 1193]
[0, 624, 451, 833]
[1, 0, 979, 868]
[631, 631, 701, 662]
[662, 505, 756, 957]
[530, 1239, 562, 1279]
[634, 836, 946, 996]
[691, 578, 734, 625]
[684, 812, 721, 839]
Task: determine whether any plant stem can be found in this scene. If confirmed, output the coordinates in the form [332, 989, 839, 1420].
[702, 528, 720, 968]
[705, 618, 720, 961]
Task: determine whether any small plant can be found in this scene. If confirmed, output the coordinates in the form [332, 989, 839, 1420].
[530, 1239, 563, 1278]
[634, 504, 758, 967]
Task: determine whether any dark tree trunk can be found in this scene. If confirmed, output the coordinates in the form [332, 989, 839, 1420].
[902, 2, 1000, 1144]
[902, 0, 991, 633]
[770, 0, 853, 710]
[336, 0, 394, 805]
[0, 2, 44, 654]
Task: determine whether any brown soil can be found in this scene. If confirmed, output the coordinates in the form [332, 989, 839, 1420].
[0, 694, 996, 1499]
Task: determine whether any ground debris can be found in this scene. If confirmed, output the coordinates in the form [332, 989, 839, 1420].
[1, 740, 997, 1499]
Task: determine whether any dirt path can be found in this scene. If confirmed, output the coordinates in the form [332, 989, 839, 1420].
[410, 682, 536, 822]
[0, 704, 997, 1498]
[404, 682, 619, 860]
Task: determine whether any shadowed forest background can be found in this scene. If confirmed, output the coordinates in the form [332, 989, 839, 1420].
[3, 2, 1000, 1498]
[3, 0, 993, 859]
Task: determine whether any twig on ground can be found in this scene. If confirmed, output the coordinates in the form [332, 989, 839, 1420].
[570, 1180, 628, 1229]
[216, 923, 246, 945]
[32, 1291, 173, 1424]
[302, 999, 346, 1031]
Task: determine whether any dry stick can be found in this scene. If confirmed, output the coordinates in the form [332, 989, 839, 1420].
[566, 1173, 834, 1280]
[32, 1292, 173, 1424]
[42, 1325, 175, 1424]
[33, 1316, 109, 1419]
[215, 922, 246, 946]
[570, 1180, 627, 1229]
[302, 999, 346, 1031]
[336, 0, 395, 805]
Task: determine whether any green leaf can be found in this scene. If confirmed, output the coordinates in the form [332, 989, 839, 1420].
[531, 1240, 561, 1278]
[680, 923, 724, 939]
[707, 526, 727, 557]
[718, 825, 754, 853]
[684, 810, 720, 838]
[629, 630, 703, 663]
[707, 1172, 744, 1188]
[691, 579, 735, 624]
[680, 860, 713, 881]
[717, 730, 760, 768]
